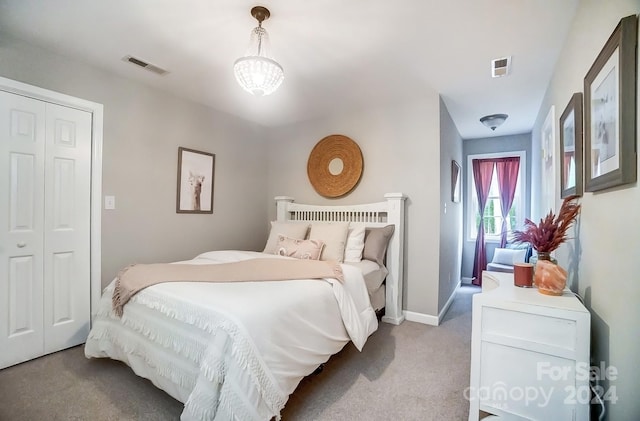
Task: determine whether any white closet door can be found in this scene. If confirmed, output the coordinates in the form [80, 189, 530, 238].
[43, 103, 91, 353]
[0, 91, 92, 369]
[0, 91, 46, 368]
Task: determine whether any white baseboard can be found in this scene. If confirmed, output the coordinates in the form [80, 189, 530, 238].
[403, 282, 460, 327]
[404, 310, 439, 326]
[438, 282, 460, 323]
[461, 277, 474, 284]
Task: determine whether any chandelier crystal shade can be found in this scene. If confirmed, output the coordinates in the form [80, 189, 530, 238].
[234, 7, 284, 96]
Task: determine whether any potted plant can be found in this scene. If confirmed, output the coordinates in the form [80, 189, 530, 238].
[513, 195, 581, 295]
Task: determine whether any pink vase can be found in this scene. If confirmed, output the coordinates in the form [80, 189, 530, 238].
[534, 259, 567, 296]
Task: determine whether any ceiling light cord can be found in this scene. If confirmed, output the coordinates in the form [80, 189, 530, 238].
[251, 27, 264, 57]
[255, 14, 264, 55]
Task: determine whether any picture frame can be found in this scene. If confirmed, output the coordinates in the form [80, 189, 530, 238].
[540, 105, 555, 217]
[451, 160, 461, 203]
[559, 92, 583, 198]
[176, 147, 215, 214]
[584, 14, 638, 192]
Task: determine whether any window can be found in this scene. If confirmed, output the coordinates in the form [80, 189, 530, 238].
[467, 151, 526, 242]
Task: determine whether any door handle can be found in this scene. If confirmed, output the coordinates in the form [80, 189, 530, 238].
[17, 242, 26, 248]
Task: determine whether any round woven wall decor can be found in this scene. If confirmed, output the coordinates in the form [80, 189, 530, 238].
[307, 134, 363, 198]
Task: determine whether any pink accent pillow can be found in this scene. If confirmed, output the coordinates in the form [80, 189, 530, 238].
[275, 235, 325, 260]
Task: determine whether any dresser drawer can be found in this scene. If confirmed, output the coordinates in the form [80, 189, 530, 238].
[479, 341, 576, 419]
[482, 306, 577, 352]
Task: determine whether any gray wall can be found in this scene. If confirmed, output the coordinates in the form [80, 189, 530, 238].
[531, 1, 640, 418]
[1, 33, 455, 321]
[0, 35, 269, 287]
[438, 98, 463, 312]
[461, 133, 532, 280]
[265, 96, 443, 317]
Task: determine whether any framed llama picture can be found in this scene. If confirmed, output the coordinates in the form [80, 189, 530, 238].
[176, 147, 215, 214]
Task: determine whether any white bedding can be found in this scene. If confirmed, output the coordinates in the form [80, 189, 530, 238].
[84, 250, 378, 420]
[343, 259, 388, 310]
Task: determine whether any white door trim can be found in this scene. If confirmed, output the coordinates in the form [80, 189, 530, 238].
[0, 76, 103, 322]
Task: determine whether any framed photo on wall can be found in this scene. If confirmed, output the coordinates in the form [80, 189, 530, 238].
[584, 14, 638, 192]
[540, 105, 555, 217]
[559, 92, 583, 198]
[451, 160, 461, 202]
[176, 147, 215, 214]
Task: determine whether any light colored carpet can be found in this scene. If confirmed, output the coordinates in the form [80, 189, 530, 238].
[0, 285, 479, 421]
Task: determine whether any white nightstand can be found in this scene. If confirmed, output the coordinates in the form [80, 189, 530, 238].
[468, 271, 590, 420]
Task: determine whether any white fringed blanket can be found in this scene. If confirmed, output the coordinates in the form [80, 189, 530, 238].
[85, 251, 378, 421]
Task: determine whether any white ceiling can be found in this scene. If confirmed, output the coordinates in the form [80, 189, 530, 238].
[0, 0, 579, 139]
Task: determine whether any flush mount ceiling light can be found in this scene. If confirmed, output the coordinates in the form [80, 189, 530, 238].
[233, 6, 284, 96]
[480, 114, 509, 131]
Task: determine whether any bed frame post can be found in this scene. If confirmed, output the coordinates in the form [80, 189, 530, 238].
[381, 193, 406, 325]
[275, 196, 294, 222]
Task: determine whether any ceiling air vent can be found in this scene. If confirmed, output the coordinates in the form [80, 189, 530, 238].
[491, 56, 511, 78]
[122, 55, 169, 76]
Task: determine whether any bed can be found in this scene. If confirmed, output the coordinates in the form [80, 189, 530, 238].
[85, 193, 406, 420]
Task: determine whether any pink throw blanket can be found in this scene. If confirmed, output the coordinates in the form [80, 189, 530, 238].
[112, 258, 343, 316]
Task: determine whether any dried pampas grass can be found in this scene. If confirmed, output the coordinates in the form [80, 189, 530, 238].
[513, 195, 581, 253]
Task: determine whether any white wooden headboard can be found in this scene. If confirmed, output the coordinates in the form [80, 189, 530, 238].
[275, 193, 406, 325]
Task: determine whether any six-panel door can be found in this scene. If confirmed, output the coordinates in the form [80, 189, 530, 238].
[0, 90, 91, 369]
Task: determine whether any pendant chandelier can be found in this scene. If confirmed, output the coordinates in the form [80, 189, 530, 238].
[233, 6, 284, 96]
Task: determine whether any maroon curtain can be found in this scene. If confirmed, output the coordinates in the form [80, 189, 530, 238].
[472, 159, 495, 286]
[495, 157, 521, 247]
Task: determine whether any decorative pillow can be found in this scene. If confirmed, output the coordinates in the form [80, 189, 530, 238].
[308, 222, 350, 262]
[343, 224, 366, 263]
[274, 235, 324, 260]
[506, 242, 530, 251]
[363, 225, 395, 265]
[263, 221, 310, 254]
[491, 248, 527, 266]
[506, 241, 532, 262]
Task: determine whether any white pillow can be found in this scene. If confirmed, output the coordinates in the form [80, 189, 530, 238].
[263, 221, 309, 254]
[343, 224, 366, 263]
[492, 248, 527, 266]
[308, 222, 350, 262]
